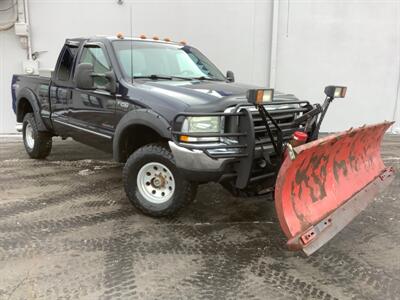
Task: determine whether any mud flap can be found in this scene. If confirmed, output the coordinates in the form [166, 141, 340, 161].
[274, 122, 395, 255]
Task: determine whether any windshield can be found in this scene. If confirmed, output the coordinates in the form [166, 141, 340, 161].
[112, 40, 226, 81]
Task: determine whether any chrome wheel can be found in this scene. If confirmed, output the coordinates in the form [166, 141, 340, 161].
[137, 162, 175, 204]
[25, 123, 35, 149]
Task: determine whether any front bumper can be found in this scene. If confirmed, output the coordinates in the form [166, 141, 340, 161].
[168, 141, 230, 182]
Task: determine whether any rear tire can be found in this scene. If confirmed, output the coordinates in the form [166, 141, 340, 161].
[22, 113, 52, 159]
[123, 143, 198, 217]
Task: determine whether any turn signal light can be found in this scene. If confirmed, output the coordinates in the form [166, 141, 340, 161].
[247, 89, 274, 105]
[179, 135, 190, 142]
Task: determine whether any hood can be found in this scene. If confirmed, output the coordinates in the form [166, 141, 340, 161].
[140, 80, 260, 112]
[126, 79, 299, 122]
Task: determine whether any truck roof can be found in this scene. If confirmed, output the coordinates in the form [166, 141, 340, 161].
[66, 35, 186, 47]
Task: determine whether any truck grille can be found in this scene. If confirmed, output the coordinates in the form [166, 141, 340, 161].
[251, 105, 309, 153]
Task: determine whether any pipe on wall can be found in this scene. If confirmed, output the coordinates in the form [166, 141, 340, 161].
[269, 0, 279, 88]
[23, 0, 32, 60]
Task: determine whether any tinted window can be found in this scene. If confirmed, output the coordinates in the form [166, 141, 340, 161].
[57, 45, 78, 81]
[80, 46, 111, 86]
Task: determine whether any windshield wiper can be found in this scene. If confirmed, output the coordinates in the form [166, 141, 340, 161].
[191, 76, 224, 81]
[133, 74, 190, 81]
[133, 74, 224, 81]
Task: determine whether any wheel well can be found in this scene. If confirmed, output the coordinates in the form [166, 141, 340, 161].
[17, 98, 33, 122]
[118, 125, 168, 162]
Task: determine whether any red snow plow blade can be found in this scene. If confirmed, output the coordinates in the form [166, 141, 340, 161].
[275, 122, 395, 255]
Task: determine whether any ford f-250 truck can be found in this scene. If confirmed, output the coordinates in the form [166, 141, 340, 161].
[12, 35, 394, 255]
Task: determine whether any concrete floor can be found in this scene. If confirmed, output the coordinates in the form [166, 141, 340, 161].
[0, 135, 399, 300]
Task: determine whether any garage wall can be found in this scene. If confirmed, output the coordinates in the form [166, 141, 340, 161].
[0, 0, 273, 134]
[1, 0, 400, 134]
[0, 30, 26, 135]
[274, 0, 400, 133]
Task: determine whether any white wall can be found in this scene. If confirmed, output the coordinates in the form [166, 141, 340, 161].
[0, 27, 27, 134]
[1, 0, 399, 134]
[274, 0, 400, 133]
[0, 0, 273, 133]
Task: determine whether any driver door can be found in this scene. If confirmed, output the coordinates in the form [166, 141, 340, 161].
[69, 43, 116, 149]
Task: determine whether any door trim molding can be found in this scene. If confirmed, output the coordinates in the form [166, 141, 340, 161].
[53, 119, 112, 139]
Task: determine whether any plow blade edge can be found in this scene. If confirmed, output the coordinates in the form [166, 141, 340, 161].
[274, 122, 395, 255]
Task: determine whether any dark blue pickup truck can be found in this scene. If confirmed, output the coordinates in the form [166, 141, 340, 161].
[11, 35, 329, 218]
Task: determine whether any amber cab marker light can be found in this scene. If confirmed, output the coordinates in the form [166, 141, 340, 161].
[116, 32, 124, 39]
[180, 40, 187, 45]
[179, 135, 190, 142]
[153, 36, 159, 40]
[164, 37, 171, 42]
[139, 34, 146, 39]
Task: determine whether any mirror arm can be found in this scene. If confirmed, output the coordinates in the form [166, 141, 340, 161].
[91, 73, 106, 78]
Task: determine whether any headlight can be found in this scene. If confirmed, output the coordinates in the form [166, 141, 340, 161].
[180, 116, 221, 142]
[182, 116, 221, 133]
[324, 85, 347, 98]
[246, 88, 274, 104]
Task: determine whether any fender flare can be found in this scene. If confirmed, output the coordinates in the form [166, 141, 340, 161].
[113, 109, 172, 162]
[16, 88, 47, 131]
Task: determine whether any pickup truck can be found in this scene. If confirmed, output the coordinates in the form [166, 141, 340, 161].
[11, 36, 394, 254]
[10, 35, 341, 217]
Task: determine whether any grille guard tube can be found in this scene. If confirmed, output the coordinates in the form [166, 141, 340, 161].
[171, 100, 316, 159]
[274, 122, 395, 255]
[171, 100, 320, 188]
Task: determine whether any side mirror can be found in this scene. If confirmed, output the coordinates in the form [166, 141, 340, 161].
[75, 63, 117, 94]
[226, 70, 235, 82]
[75, 63, 95, 90]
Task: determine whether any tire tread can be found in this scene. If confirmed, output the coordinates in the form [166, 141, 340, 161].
[23, 113, 52, 159]
[122, 143, 197, 217]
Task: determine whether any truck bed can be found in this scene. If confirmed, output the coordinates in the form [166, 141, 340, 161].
[12, 74, 51, 114]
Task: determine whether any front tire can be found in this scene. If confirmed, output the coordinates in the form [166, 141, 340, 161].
[123, 143, 197, 217]
[22, 113, 52, 159]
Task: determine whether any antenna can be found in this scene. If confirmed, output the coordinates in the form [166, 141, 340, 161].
[130, 3, 134, 84]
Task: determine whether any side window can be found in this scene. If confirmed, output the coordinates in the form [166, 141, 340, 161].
[57, 45, 78, 81]
[80, 46, 111, 87]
